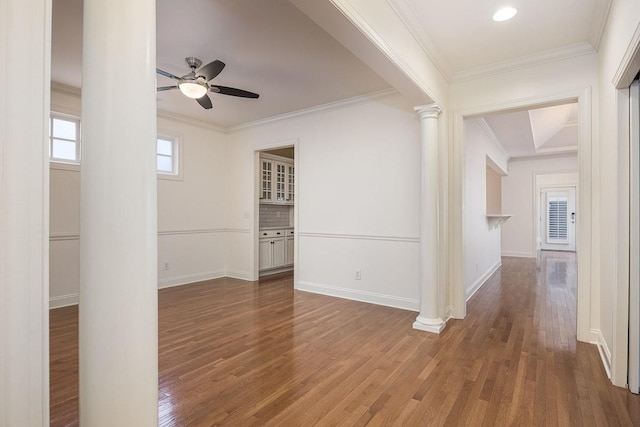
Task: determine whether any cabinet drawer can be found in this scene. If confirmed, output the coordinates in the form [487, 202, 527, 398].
[286, 229, 294, 236]
[259, 229, 285, 238]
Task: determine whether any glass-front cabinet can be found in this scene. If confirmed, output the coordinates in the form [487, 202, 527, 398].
[260, 154, 294, 205]
[260, 159, 273, 201]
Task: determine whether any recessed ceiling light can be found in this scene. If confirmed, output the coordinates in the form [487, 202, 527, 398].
[493, 7, 517, 22]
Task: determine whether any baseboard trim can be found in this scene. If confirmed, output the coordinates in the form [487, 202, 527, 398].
[49, 293, 79, 309]
[158, 270, 226, 289]
[225, 270, 253, 281]
[465, 260, 501, 302]
[590, 328, 612, 379]
[501, 251, 536, 258]
[296, 280, 419, 312]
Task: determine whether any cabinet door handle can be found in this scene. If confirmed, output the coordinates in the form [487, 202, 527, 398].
[276, 232, 281, 235]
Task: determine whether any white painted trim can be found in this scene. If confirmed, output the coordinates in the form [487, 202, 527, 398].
[476, 118, 510, 163]
[49, 293, 79, 309]
[444, 305, 455, 321]
[156, 110, 226, 133]
[328, 0, 445, 107]
[465, 259, 501, 302]
[452, 43, 596, 83]
[500, 251, 536, 258]
[385, 0, 452, 80]
[297, 231, 419, 243]
[589, 0, 612, 51]
[591, 329, 612, 379]
[297, 280, 419, 312]
[158, 228, 227, 236]
[225, 270, 252, 281]
[50, 229, 237, 239]
[509, 152, 579, 162]
[226, 228, 251, 234]
[50, 233, 80, 241]
[612, 20, 640, 89]
[413, 316, 446, 334]
[49, 161, 80, 172]
[228, 89, 397, 132]
[158, 271, 226, 289]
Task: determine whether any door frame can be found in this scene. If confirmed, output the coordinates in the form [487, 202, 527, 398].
[251, 139, 299, 283]
[451, 88, 593, 344]
[537, 182, 578, 253]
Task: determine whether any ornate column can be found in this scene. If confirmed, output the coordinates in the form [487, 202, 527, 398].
[79, 0, 158, 425]
[413, 104, 446, 334]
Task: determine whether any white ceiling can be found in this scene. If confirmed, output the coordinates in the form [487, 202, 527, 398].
[51, 0, 607, 154]
[483, 103, 578, 159]
[391, 0, 608, 78]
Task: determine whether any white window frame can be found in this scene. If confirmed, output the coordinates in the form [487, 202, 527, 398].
[49, 112, 81, 169]
[156, 132, 183, 181]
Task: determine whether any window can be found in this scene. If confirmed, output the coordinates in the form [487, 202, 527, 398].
[157, 136, 179, 177]
[49, 114, 80, 164]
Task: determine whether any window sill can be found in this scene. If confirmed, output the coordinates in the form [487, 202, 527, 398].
[50, 161, 80, 172]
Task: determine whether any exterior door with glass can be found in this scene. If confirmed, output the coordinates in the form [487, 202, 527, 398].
[540, 187, 576, 252]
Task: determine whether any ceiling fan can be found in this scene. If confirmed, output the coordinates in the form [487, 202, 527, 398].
[156, 57, 259, 109]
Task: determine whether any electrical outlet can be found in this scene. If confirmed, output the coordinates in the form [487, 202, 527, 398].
[355, 269, 361, 280]
[163, 262, 169, 270]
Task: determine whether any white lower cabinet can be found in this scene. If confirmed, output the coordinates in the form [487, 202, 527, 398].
[285, 233, 294, 266]
[259, 228, 293, 273]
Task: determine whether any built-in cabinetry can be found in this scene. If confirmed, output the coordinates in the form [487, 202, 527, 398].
[259, 228, 294, 273]
[260, 154, 294, 205]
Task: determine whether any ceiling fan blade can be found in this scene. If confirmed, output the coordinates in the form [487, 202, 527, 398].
[156, 68, 181, 80]
[210, 85, 259, 99]
[196, 94, 213, 109]
[198, 60, 225, 81]
[157, 85, 178, 92]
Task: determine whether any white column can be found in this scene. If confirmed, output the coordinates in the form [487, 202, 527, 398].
[0, 0, 51, 425]
[80, 1, 158, 426]
[413, 104, 446, 334]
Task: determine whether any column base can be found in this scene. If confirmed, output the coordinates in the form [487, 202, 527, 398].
[413, 315, 446, 334]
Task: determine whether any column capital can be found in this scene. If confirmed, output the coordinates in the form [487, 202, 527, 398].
[414, 103, 443, 119]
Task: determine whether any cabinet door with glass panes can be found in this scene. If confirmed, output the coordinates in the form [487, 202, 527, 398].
[260, 155, 294, 205]
[260, 159, 273, 202]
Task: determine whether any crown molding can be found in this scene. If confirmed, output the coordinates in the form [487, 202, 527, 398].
[452, 42, 596, 83]
[386, 0, 452, 82]
[589, 0, 612, 51]
[475, 118, 510, 162]
[227, 88, 397, 133]
[156, 110, 226, 133]
[329, 0, 445, 107]
[509, 150, 578, 163]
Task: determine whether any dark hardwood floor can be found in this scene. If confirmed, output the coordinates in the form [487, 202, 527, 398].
[50, 252, 640, 426]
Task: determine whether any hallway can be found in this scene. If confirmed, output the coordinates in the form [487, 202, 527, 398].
[50, 253, 640, 426]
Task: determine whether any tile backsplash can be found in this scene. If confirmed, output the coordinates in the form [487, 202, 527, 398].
[259, 204, 291, 228]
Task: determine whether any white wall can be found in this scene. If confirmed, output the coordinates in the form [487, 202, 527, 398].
[49, 87, 229, 307]
[501, 156, 578, 258]
[227, 92, 423, 310]
[596, 0, 640, 385]
[463, 119, 508, 300]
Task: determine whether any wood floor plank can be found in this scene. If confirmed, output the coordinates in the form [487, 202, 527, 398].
[50, 252, 640, 426]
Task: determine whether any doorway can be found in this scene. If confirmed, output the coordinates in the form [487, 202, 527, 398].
[539, 187, 576, 252]
[252, 142, 298, 282]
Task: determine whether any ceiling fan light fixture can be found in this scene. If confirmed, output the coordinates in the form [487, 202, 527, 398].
[492, 7, 517, 22]
[178, 81, 208, 99]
